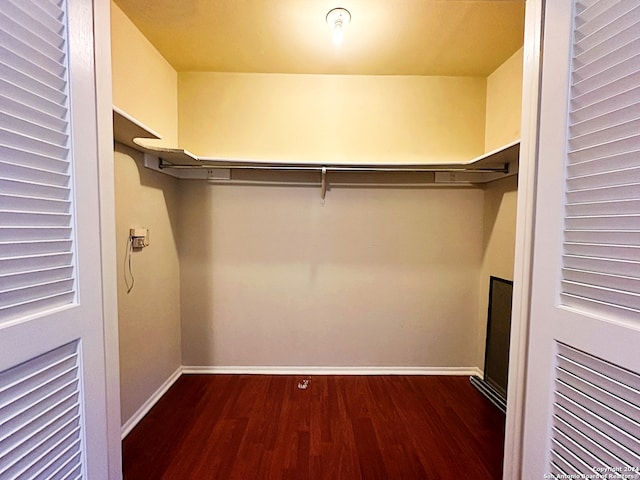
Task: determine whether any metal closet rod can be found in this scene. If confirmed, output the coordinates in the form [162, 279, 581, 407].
[205, 179, 478, 188]
[158, 161, 509, 174]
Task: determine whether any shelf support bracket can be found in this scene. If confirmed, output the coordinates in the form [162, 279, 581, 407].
[320, 167, 328, 203]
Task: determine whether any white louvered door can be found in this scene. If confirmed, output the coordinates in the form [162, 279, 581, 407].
[0, 0, 110, 478]
[522, 1, 640, 478]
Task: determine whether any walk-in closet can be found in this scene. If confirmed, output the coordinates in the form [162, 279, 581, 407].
[111, 1, 525, 477]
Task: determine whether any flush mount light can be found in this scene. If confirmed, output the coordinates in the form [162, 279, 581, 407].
[326, 7, 351, 46]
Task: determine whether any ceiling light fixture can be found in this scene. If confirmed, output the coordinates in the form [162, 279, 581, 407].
[326, 7, 351, 46]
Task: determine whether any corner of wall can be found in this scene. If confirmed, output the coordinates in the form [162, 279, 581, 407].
[484, 47, 524, 153]
[477, 46, 524, 369]
[110, 6, 183, 428]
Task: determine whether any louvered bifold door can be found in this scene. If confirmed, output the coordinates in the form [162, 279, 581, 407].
[555, 0, 640, 473]
[562, 0, 640, 320]
[550, 344, 640, 477]
[0, 342, 84, 479]
[0, 0, 76, 325]
[0, 0, 110, 477]
[522, 0, 640, 477]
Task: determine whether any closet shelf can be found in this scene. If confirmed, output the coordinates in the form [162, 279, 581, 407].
[113, 107, 519, 187]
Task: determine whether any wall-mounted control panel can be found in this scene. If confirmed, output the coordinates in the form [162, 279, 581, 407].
[129, 228, 149, 249]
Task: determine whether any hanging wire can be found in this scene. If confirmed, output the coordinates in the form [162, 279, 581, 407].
[124, 235, 135, 294]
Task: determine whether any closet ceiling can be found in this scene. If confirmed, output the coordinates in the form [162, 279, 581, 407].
[113, 0, 525, 76]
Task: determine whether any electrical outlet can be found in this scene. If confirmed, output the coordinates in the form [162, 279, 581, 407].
[129, 228, 149, 249]
[132, 237, 145, 249]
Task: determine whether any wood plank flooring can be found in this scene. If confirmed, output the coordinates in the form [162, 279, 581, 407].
[122, 375, 505, 479]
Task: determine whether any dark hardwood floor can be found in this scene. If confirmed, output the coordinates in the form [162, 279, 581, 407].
[122, 375, 505, 479]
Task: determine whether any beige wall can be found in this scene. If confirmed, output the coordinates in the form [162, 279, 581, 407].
[176, 71, 490, 369]
[477, 176, 518, 367]
[178, 182, 485, 368]
[476, 47, 523, 368]
[114, 145, 182, 425]
[178, 73, 486, 164]
[111, 1, 178, 146]
[111, 0, 181, 426]
[484, 48, 523, 152]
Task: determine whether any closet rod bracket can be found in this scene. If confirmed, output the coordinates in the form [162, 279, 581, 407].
[321, 167, 328, 203]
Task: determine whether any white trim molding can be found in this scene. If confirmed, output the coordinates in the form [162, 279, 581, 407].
[503, 0, 544, 478]
[93, 0, 122, 476]
[121, 365, 485, 440]
[121, 367, 183, 439]
[182, 366, 483, 377]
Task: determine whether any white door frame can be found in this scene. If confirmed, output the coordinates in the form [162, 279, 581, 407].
[91, 0, 545, 477]
[90, 0, 545, 477]
[503, 0, 544, 478]
[93, 0, 122, 478]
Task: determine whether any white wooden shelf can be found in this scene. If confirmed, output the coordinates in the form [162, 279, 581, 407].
[113, 107, 519, 191]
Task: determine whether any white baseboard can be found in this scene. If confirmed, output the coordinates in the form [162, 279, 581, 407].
[121, 366, 182, 439]
[182, 365, 483, 376]
[121, 365, 483, 438]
